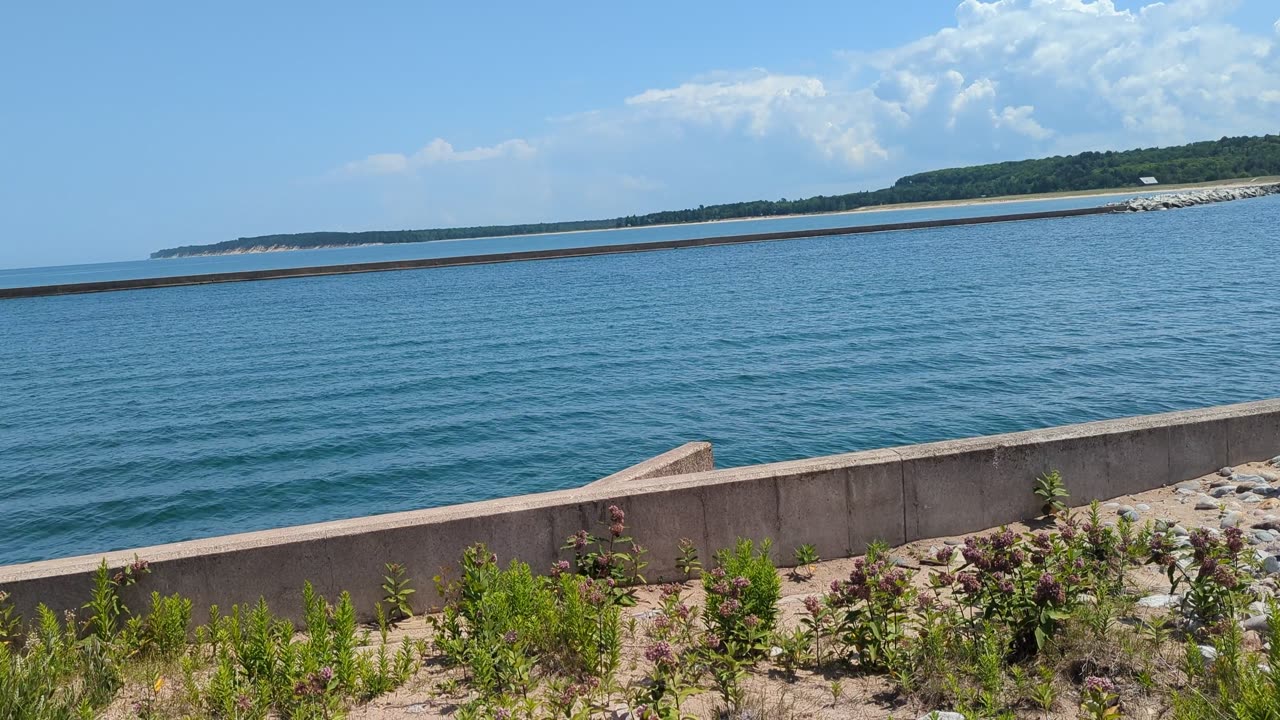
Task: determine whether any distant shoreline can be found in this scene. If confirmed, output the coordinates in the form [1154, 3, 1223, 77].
[7, 206, 1114, 299]
[153, 177, 1276, 259]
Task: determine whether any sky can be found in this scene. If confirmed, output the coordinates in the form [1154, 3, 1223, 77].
[1, 0, 1279, 269]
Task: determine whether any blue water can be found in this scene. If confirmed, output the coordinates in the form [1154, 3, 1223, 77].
[0, 194, 1138, 289]
[1, 196, 1278, 566]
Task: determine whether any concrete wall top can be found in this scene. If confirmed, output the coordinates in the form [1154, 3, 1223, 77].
[588, 442, 714, 487]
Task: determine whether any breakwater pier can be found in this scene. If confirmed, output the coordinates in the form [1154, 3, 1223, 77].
[0, 206, 1114, 300]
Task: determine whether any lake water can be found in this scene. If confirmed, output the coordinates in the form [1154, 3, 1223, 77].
[1, 194, 1133, 289]
[2, 195, 1278, 565]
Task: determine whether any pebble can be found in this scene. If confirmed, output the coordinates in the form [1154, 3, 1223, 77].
[1251, 530, 1276, 544]
[1269, 455, 1280, 466]
[1222, 512, 1244, 529]
[1210, 485, 1238, 498]
[1137, 594, 1180, 608]
[1220, 466, 1235, 477]
[1119, 507, 1140, 522]
[1195, 494, 1219, 510]
[1135, 503, 1151, 512]
[1245, 495, 1264, 504]
[1262, 471, 1280, 482]
[1175, 480, 1201, 490]
[1264, 556, 1280, 574]
[918, 713, 965, 720]
[943, 538, 962, 546]
[1235, 474, 1267, 485]
[1175, 487, 1197, 496]
[1243, 615, 1271, 633]
[1171, 524, 1190, 536]
[1104, 502, 1120, 509]
[1199, 645, 1218, 662]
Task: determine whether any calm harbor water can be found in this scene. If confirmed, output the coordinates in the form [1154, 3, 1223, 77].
[1, 196, 1278, 565]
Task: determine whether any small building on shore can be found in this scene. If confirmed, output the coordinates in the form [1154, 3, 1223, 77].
[1139, 176, 1159, 186]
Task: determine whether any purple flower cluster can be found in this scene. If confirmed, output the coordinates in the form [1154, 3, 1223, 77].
[1057, 517, 1079, 541]
[956, 571, 982, 594]
[550, 677, 599, 709]
[707, 566, 753, 623]
[803, 595, 822, 616]
[960, 530, 1025, 574]
[833, 557, 909, 604]
[717, 598, 742, 617]
[293, 666, 334, 697]
[1032, 572, 1066, 606]
[1223, 526, 1245, 556]
[644, 640, 677, 668]
[1084, 675, 1116, 694]
[607, 504, 627, 537]
[577, 579, 608, 606]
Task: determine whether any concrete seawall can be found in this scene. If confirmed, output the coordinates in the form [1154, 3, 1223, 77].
[0, 206, 1114, 300]
[588, 442, 714, 487]
[2, 397, 1277, 623]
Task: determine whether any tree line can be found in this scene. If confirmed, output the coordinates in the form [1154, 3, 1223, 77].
[152, 134, 1280, 258]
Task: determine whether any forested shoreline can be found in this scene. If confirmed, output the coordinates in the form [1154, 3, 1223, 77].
[152, 134, 1280, 258]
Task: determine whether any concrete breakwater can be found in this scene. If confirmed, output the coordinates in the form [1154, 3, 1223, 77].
[0, 206, 1113, 300]
[1, 398, 1278, 624]
[1109, 183, 1280, 212]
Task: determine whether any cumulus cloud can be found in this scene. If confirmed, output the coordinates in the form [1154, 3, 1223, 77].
[339, 137, 535, 177]
[334, 0, 1280, 223]
[990, 105, 1052, 139]
[590, 0, 1277, 176]
[624, 71, 827, 136]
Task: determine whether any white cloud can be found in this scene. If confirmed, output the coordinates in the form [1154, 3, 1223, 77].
[990, 105, 1053, 138]
[332, 0, 1280, 224]
[600, 0, 1278, 173]
[624, 71, 826, 136]
[949, 77, 998, 126]
[339, 137, 535, 177]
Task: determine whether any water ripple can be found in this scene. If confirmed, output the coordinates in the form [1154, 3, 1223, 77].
[2, 198, 1279, 564]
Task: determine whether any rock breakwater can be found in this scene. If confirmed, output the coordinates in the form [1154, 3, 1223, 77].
[1110, 183, 1280, 212]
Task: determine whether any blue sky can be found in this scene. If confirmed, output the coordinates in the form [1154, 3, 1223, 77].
[2, 1, 1278, 269]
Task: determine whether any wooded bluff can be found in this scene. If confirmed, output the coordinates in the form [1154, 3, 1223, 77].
[151, 134, 1280, 258]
